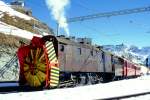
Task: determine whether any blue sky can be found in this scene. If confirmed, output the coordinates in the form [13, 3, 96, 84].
[4, 0, 150, 47]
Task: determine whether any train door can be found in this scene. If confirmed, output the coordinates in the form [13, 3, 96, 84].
[134, 65, 136, 76]
[104, 53, 112, 73]
[58, 43, 66, 71]
[98, 50, 104, 72]
[65, 45, 73, 71]
[114, 57, 124, 77]
[124, 60, 128, 77]
[102, 52, 106, 72]
[111, 55, 115, 73]
[71, 45, 82, 72]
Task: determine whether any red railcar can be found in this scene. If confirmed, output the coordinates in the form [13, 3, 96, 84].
[114, 56, 141, 79]
[124, 60, 141, 77]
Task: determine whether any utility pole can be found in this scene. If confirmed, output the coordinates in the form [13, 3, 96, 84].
[146, 58, 149, 68]
[56, 22, 59, 36]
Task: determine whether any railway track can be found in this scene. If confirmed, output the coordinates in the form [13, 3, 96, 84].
[0, 81, 43, 94]
[100, 92, 150, 100]
[0, 80, 75, 94]
[0, 81, 150, 100]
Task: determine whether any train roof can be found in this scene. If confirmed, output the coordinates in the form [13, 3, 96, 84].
[56, 36, 100, 51]
[56, 36, 119, 55]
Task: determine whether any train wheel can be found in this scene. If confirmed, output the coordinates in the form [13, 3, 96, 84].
[78, 74, 88, 85]
[99, 76, 105, 83]
[23, 48, 46, 87]
[89, 73, 100, 84]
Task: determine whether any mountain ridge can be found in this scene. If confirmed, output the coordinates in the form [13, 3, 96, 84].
[102, 44, 150, 65]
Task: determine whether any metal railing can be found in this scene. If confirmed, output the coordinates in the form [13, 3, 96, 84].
[0, 54, 18, 77]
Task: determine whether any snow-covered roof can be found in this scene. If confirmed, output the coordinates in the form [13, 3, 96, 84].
[0, 1, 33, 20]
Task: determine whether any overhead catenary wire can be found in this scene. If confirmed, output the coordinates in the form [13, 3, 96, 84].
[67, 6, 150, 23]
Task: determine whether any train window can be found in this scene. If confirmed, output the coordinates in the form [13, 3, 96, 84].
[102, 52, 105, 59]
[60, 45, 64, 52]
[77, 48, 82, 55]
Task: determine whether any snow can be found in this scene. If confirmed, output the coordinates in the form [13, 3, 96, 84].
[0, 1, 150, 99]
[0, 1, 32, 20]
[140, 65, 149, 75]
[0, 75, 150, 100]
[0, 21, 43, 39]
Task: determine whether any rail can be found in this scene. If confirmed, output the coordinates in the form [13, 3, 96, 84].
[101, 92, 150, 100]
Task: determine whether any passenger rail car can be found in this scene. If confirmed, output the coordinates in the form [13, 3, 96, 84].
[113, 56, 141, 80]
[17, 35, 141, 88]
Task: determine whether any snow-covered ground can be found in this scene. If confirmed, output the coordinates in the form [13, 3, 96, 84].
[0, 75, 150, 100]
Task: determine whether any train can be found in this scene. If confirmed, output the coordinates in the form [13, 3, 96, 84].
[17, 35, 141, 88]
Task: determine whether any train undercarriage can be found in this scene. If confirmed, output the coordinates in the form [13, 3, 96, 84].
[58, 72, 115, 87]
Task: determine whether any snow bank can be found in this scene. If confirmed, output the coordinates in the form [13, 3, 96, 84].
[0, 76, 150, 100]
[0, 1, 32, 20]
[140, 65, 149, 75]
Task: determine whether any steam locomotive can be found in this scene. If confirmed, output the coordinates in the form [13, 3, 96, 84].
[17, 35, 141, 88]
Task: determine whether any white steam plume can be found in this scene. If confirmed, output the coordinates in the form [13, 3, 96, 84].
[46, 0, 70, 36]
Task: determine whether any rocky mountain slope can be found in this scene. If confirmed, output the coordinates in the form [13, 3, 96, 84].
[0, 33, 21, 81]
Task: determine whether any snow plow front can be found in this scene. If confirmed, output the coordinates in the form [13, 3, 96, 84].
[17, 35, 59, 88]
